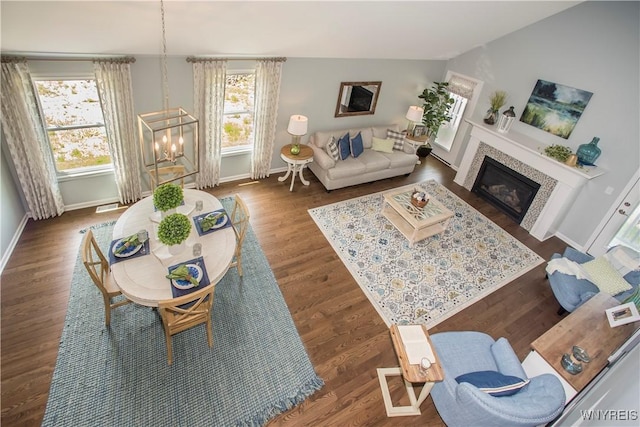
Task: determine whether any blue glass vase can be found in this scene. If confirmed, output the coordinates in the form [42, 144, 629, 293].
[576, 137, 601, 166]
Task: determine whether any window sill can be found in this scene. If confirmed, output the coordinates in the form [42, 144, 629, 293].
[56, 167, 115, 182]
[222, 147, 252, 158]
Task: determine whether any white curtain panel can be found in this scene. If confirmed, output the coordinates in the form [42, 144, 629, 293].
[0, 60, 65, 219]
[251, 59, 284, 180]
[93, 60, 142, 204]
[193, 59, 227, 189]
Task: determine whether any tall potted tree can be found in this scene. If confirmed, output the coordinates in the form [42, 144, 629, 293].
[418, 81, 454, 155]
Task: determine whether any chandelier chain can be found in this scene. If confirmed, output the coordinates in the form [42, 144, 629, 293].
[160, 0, 169, 111]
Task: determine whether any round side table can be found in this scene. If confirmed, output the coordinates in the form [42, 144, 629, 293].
[278, 144, 314, 191]
[404, 134, 429, 165]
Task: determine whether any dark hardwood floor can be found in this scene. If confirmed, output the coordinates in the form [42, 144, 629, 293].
[1, 158, 568, 426]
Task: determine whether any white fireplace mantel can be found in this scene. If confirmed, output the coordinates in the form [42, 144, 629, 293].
[455, 119, 606, 241]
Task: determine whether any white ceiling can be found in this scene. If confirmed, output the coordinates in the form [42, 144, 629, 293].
[1, 1, 581, 60]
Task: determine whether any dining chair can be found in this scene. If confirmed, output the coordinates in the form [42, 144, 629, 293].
[158, 283, 216, 365]
[81, 229, 131, 326]
[149, 164, 186, 188]
[229, 194, 250, 277]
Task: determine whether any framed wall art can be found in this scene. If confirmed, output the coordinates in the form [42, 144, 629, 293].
[520, 79, 593, 139]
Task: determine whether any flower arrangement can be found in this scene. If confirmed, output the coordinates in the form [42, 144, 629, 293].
[157, 213, 191, 246]
[489, 91, 508, 112]
[543, 144, 573, 162]
[153, 183, 183, 212]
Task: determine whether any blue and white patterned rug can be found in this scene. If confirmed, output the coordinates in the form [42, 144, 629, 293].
[42, 201, 323, 427]
[309, 180, 543, 327]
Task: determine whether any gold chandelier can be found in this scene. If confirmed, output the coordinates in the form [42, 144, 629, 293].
[138, 0, 198, 188]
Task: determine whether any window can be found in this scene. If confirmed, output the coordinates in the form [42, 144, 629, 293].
[222, 72, 255, 153]
[34, 79, 110, 173]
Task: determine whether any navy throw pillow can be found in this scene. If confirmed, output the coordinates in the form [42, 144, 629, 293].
[350, 132, 364, 158]
[338, 133, 351, 160]
[455, 370, 530, 397]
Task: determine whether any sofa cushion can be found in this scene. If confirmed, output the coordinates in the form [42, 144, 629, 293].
[456, 370, 530, 397]
[350, 127, 373, 149]
[357, 150, 391, 172]
[350, 132, 364, 158]
[582, 256, 633, 296]
[371, 136, 394, 153]
[387, 129, 406, 151]
[325, 136, 340, 161]
[379, 150, 418, 168]
[338, 133, 351, 160]
[372, 124, 399, 138]
[327, 157, 366, 180]
[314, 129, 348, 149]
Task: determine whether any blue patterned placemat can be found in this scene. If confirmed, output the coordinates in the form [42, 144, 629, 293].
[108, 238, 150, 265]
[167, 257, 210, 299]
[193, 209, 232, 236]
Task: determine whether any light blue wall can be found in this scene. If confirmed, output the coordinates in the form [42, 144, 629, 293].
[445, 0, 639, 247]
[1, 141, 26, 265]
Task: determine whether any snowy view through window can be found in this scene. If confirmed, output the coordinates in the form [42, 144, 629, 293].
[35, 73, 255, 173]
[223, 73, 255, 150]
[35, 80, 110, 172]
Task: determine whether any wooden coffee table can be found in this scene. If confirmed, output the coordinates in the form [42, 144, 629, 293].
[382, 188, 454, 247]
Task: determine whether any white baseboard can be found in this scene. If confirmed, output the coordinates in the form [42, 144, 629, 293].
[0, 213, 28, 275]
[554, 231, 585, 253]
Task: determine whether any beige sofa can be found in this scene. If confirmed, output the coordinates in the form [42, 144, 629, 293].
[307, 124, 418, 191]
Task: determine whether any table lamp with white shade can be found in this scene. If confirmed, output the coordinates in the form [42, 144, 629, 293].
[287, 114, 308, 155]
[405, 106, 424, 136]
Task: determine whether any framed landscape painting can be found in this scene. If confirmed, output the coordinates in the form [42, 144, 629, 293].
[520, 79, 593, 139]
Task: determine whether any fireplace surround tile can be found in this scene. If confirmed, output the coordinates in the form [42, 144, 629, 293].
[463, 142, 557, 232]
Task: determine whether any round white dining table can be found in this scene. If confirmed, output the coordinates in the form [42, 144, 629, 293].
[111, 189, 236, 307]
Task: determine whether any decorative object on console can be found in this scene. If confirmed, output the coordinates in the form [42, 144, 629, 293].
[138, 0, 198, 188]
[405, 106, 424, 135]
[605, 302, 640, 327]
[287, 114, 308, 155]
[565, 154, 578, 167]
[576, 137, 602, 166]
[484, 90, 507, 125]
[496, 106, 516, 133]
[520, 79, 593, 139]
[418, 81, 454, 141]
[335, 81, 381, 117]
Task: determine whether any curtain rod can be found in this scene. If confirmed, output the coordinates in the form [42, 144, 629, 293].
[1, 55, 136, 64]
[186, 56, 286, 63]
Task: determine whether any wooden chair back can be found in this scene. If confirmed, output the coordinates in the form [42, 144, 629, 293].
[81, 230, 130, 325]
[158, 283, 216, 365]
[149, 165, 186, 188]
[229, 194, 250, 277]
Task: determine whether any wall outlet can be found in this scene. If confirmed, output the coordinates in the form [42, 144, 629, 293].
[605, 186, 614, 195]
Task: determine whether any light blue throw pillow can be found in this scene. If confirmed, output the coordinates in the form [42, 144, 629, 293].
[338, 133, 351, 160]
[350, 132, 364, 158]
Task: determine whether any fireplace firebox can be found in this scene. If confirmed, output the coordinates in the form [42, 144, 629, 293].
[472, 157, 541, 224]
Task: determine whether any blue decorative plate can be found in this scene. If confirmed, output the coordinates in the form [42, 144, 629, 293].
[112, 238, 143, 258]
[202, 212, 228, 230]
[171, 264, 203, 290]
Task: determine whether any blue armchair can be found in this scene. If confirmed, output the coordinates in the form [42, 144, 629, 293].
[548, 247, 640, 313]
[430, 331, 565, 427]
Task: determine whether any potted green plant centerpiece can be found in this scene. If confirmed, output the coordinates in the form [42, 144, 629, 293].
[153, 183, 184, 217]
[157, 212, 191, 254]
[418, 82, 455, 153]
